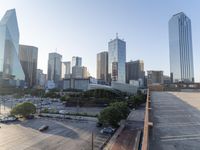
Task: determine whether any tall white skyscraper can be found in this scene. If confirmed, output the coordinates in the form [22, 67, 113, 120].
[61, 61, 71, 79]
[169, 12, 194, 83]
[0, 9, 25, 81]
[108, 34, 126, 83]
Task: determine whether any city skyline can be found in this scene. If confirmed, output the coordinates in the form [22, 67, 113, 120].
[0, 1, 200, 81]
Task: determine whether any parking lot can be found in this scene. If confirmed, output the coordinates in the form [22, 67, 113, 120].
[0, 117, 110, 150]
[0, 96, 103, 116]
[150, 92, 200, 150]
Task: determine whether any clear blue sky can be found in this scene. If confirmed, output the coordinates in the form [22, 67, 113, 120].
[0, 0, 200, 81]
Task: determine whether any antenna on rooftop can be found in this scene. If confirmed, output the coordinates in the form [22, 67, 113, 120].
[116, 32, 118, 39]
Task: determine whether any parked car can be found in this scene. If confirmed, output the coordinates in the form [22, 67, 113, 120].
[100, 127, 115, 134]
[0, 116, 17, 123]
[59, 110, 68, 114]
[39, 125, 49, 131]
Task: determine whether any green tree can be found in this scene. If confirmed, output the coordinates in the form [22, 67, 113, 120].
[11, 102, 36, 118]
[98, 102, 130, 127]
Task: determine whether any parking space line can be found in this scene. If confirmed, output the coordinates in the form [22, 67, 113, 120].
[156, 122, 200, 128]
[161, 137, 200, 142]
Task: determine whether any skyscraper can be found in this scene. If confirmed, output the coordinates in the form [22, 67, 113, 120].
[126, 60, 145, 84]
[19, 45, 38, 87]
[72, 56, 82, 67]
[96, 51, 108, 83]
[47, 52, 62, 83]
[36, 69, 46, 88]
[61, 61, 71, 79]
[169, 12, 194, 83]
[0, 9, 25, 81]
[108, 34, 126, 83]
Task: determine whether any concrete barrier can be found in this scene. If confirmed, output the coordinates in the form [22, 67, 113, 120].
[141, 89, 152, 150]
[103, 120, 126, 150]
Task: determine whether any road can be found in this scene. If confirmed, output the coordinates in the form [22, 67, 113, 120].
[0, 117, 109, 150]
[150, 92, 200, 150]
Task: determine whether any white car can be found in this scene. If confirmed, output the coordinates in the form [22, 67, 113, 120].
[59, 110, 68, 114]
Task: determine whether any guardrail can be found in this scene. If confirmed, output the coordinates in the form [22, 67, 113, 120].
[141, 89, 153, 150]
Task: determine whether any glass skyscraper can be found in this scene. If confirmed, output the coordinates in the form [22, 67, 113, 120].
[108, 34, 126, 83]
[48, 52, 62, 83]
[0, 9, 25, 81]
[169, 12, 194, 83]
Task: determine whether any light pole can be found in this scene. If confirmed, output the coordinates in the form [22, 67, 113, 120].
[91, 131, 94, 150]
[0, 97, 1, 114]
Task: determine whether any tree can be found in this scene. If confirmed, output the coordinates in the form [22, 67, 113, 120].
[110, 102, 130, 119]
[98, 102, 130, 127]
[11, 102, 36, 118]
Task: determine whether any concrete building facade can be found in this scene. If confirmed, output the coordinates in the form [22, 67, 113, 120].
[19, 45, 38, 87]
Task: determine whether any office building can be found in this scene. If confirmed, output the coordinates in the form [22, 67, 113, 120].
[96, 51, 108, 83]
[169, 12, 194, 83]
[47, 52, 62, 83]
[62, 61, 71, 79]
[0, 9, 25, 82]
[147, 70, 164, 85]
[72, 56, 82, 67]
[19, 45, 38, 87]
[108, 34, 126, 83]
[112, 62, 118, 81]
[36, 69, 46, 87]
[72, 66, 88, 78]
[126, 60, 145, 85]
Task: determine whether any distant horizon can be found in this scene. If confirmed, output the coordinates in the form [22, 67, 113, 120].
[0, 0, 200, 81]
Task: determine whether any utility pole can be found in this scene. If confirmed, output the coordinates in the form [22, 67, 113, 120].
[0, 99, 1, 114]
[91, 132, 94, 150]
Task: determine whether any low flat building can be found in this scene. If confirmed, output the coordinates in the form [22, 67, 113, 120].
[111, 81, 138, 94]
[62, 78, 90, 91]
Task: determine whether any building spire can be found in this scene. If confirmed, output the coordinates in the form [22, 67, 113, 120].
[116, 33, 118, 39]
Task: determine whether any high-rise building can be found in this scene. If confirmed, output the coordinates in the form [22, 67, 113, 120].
[0, 9, 25, 81]
[19, 45, 38, 87]
[147, 70, 164, 85]
[36, 69, 46, 88]
[61, 61, 71, 79]
[47, 52, 62, 83]
[126, 60, 145, 84]
[169, 12, 194, 83]
[72, 56, 82, 67]
[96, 51, 108, 83]
[112, 62, 118, 81]
[108, 34, 126, 83]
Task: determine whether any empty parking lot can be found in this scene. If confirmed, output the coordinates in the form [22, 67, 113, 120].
[150, 92, 200, 150]
[0, 117, 109, 150]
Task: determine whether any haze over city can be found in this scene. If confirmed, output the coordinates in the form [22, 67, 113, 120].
[0, 0, 200, 81]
